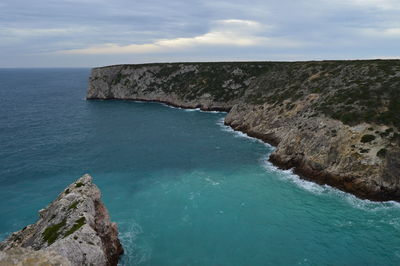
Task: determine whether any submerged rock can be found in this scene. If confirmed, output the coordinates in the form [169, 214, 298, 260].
[0, 174, 123, 266]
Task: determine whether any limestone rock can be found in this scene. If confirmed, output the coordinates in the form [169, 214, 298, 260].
[0, 247, 71, 266]
[0, 174, 123, 266]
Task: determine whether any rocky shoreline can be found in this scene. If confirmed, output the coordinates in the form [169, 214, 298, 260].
[0, 174, 123, 265]
[89, 97, 232, 112]
[87, 61, 400, 201]
[224, 103, 399, 201]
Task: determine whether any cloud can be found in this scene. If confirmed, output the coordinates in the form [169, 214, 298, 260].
[1, 27, 89, 37]
[361, 27, 400, 38]
[57, 19, 301, 55]
[1, 0, 400, 67]
[350, 0, 400, 10]
[331, 0, 400, 10]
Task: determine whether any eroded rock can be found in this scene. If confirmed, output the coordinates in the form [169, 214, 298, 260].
[0, 174, 123, 266]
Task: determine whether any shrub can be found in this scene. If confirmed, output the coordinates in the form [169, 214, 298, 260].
[68, 201, 80, 210]
[360, 134, 376, 143]
[42, 219, 66, 245]
[377, 148, 387, 158]
[341, 113, 358, 125]
[64, 217, 86, 238]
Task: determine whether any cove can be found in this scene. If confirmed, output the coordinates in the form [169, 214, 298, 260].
[0, 69, 399, 265]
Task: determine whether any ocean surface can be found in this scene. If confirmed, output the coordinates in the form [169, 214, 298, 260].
[0, 68, 399, 265]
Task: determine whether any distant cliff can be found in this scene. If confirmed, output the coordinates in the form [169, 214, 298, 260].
[0, 174, 123, 266]
[87, 61, 400, 201]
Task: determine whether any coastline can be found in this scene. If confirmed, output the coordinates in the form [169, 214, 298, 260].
[2, 67, 400, 266]
[86, 97, 231, 113]
[87, 97, 398, 202]
[86, 61, 400, 202]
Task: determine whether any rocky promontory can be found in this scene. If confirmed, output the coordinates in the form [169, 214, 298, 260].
[0, 174, 123, 265]
[87, 61, 400, 201]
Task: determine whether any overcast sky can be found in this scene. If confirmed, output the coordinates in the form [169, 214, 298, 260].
[1, 0, 399, 67]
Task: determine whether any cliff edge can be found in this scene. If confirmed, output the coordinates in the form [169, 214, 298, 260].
[0, 174, 123, 266]
[87, 61, 400, 201]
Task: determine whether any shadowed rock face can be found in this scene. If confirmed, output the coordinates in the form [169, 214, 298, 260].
[0, 174, 123, 266]
[87, 61, 400, 201]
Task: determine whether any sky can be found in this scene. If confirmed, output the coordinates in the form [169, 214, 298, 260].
[1, 0, 400, 67]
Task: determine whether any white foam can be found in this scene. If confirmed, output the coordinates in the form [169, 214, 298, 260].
[387, 218, 400, 230]
[205, 177, 220, 186]
[160, 103, 184, 110]
[262, 160, 326, 194]
[261, 160, 400, 211]
[184, 108, 225, 113]
[340, 192, 400, 211]
[199, 109, 226, 114]
[188, 191, 201, 200]
[118, 220, 151, 266]
[184, 108, 201, 112]
[216, 117, 232, 131]
[159, 103, 225, 113]
[216, 118, 273, 147]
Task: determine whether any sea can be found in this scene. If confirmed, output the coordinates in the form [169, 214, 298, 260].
[0, 68, 399, 265]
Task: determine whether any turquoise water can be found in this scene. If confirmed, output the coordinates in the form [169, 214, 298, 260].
[0, 69, 399, 265]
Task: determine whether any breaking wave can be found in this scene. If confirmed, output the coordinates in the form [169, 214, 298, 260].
[160, 103, 225, 113]
[216, 118, 272, 147]
[261, 159, 400, 211]
[215, 117, 400, 212]
[118, 220, 151, 266]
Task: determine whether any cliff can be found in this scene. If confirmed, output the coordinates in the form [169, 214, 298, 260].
[0, 248, 72, 265]
[87, 61, 400, 201]
[0, 174, 123, 266]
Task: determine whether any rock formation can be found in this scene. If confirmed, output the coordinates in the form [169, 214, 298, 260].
[0, 247, 72, 266]
[87, 61, 400, 201]
[0, 174, 123, 266]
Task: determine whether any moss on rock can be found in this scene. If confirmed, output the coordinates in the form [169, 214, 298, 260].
[64, 217, 86, 238]
[42, 219, 66, 245]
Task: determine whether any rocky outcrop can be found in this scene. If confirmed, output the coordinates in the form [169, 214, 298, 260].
[87, 61, 400, 201]
[0, 247, 72, 266]
[0, 174, 123, 266]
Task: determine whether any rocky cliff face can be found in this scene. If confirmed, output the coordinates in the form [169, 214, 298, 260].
[87, 61, 400, 201]
[0, 174, 123, 266]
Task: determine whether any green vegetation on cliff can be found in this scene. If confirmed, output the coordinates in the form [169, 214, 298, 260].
[42, 219, 66, 245]
[63, 217, 86, 238]
[91, 60, 400, 129]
